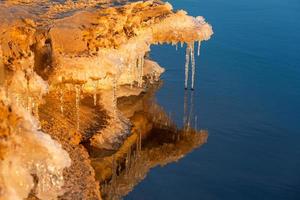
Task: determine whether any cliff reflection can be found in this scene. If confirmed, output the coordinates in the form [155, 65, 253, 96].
[91, 83, 208, 200]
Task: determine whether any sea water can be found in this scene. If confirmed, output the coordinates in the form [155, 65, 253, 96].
[126, 0, 300, 199]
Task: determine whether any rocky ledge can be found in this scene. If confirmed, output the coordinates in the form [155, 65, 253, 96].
[0, 1, 212, 199]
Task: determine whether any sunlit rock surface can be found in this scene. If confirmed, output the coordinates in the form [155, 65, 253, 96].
[0, 0, 212, 199]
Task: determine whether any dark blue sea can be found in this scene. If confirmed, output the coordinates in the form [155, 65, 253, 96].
[126, 0, 300, 199]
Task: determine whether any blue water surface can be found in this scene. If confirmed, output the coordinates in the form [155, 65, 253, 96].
[126, 0, 300, 199]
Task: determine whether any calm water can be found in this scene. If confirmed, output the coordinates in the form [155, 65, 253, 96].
[126, 0, 300, 199]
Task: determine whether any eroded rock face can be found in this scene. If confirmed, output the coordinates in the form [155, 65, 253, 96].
[0, 0, 213, 199]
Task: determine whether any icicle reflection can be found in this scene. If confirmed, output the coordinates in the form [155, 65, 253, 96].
[99, 127, 207, 200]
[91, 84, 207, 200]
[183, 89, 196, 130]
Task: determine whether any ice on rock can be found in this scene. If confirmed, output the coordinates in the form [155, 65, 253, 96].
[0, 0, 213, 198]
[7, 70, 48, 112]
[48, 2, 213, 93]
[0, 88, 71, 200]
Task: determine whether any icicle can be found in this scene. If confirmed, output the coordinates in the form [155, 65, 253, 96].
[118, 165, 122, 174]
[197, 41, 201, 56]
[75, 84, 81, 132]
[26, 76, 31, 111]
[93, 81, 97, 106]
[190, 42, 196, 90]
[59, 85, 64, 114]
[112, 76, 117, 118]
[141, 56, 144, 86]
[141, 56, 144, 72]
[139, 56, 144, 87]
[184, 44, 190, 89]
[130, 63, 134, 89]
[137, 56, 144, 87]
[139, 56, 142, 86]
[32, 99, 39, 122]
[136, 58, 139, 85]
[27, 96, 32, 112]
[93, 93, 97, 106]
[35, 103, 40, 122]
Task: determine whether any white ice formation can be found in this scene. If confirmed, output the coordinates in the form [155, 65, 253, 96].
[0, 88, 71, 200]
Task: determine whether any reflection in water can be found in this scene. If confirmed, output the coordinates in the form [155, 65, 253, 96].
[91, 83, 208, 200]
[102, 128, 207, 200]
[184, 90, 196, 129]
